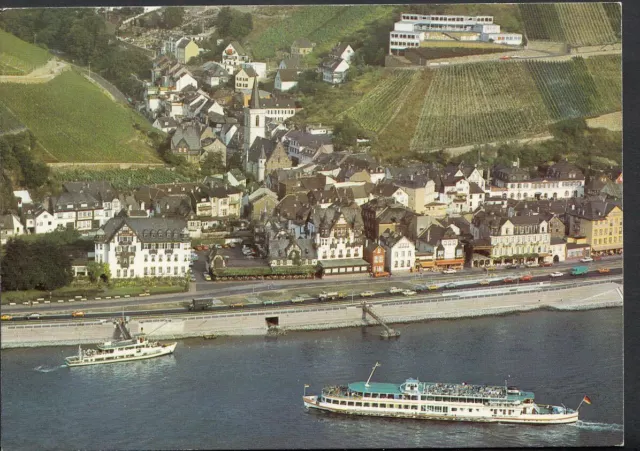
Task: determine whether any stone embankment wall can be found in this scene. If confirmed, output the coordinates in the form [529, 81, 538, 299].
[1, 281, 623, 348]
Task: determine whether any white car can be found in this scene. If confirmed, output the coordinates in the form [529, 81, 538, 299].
[402, 290, 417, 296]
[388, 287, 403, 294]
[360, 291, 375, 298]
[442, 269, 457, 274]
[580, 257, 594, 263]
[550, 272, 564, 278]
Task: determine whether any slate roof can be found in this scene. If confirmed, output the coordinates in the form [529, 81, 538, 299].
[269, 235, 317, 260]
[63, 181, 118, 203]
[96, 217, 188, 243]
[372, 183, 401, 198]
[171, 122, 209, 151]
[277, 69, 299, 83]
[240, 67, 258, 78]
[307, 205, 364, 237]
[567, 199, 622, 220]
[280, 57, 304, 70]
[53, 191, 101, 211]
[228, 41, 247, 56]
[248, 137, 276, 163]
[379, 231, 413, 249]
[176, 38, 192, 49]
[155, 116, 179, 128]
[469, 182, 485, 194]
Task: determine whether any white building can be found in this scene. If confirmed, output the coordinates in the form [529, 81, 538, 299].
[0, 214, 24, 244]
[222, 41, 251, 75]
[94, 217, 191, 279]
[379, 232, 415, 273]
[241, 61, 267, 80]
[389, 13, 522, 54]
[491, 161, 585, 201]
[51, 191, 104, 232]
[13, 190, 32, 208]
[322, 58, 350, 84]
[274, 69, 299, 92]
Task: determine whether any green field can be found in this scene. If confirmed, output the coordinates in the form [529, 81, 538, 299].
[51, 167, 194, 190]
[519, 3, 620, 46]
[0, 28, 51, 75]
[0, 70, 162, 163]
[245, 5, 394, 60]
[0, 101, 25, 133]
[405, 55, 621, 152]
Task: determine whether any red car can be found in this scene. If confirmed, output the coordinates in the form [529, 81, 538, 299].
[503, 277, 514, 283]
[520, 275, 532, 282]
[541, 262, 553, 267]
[201, 245, 210, 251]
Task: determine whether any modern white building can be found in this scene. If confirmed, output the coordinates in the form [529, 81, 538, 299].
[491, 161, 585, 201]
[94, 217, 191, 279]
[389, 13, 522, 54]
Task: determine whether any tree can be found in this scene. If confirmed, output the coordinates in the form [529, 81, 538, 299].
[0, 239, 72, 291]
[201, 152, 226, 176]
[162, 7, 185, 29]
[332, 117, 364, 151]
[226, 151, 244, 172]
[87, 261, 110, 283]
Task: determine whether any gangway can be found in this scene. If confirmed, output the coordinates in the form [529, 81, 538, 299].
[113, 317, 132, 340]
[361, 302, 400, 339]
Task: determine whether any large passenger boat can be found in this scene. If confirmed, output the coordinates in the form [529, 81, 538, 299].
[64, 334, 177, 367]
[303, 363, 583, 424]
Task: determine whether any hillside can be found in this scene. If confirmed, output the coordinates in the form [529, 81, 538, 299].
[519, 3, 621, 46]
[245, 5, 395, 60]
[0, 29, 51, 75]
[336, 54, 620, 158]
[0, 69, 162, 163]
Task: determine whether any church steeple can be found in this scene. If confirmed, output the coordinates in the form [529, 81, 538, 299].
[250, 77, 261, 109]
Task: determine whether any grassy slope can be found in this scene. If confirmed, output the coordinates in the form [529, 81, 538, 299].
[245, 5, 394, 61]
[0, 29, 51, 75]
[0, 69, 161, 163]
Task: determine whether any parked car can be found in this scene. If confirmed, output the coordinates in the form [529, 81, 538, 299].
[291, 296, 306, 303]
[402, 290, 417, 296]
[360, 291, 375, 298]
[1, 314, 12, 321]
[503, 277, 514, 283]
[71, 311, 85, 318]
[444, 283, 456, 289]
[541, 262, 553, 267]
[442, 268, 457, 274]
[520, 275, 532, 282]
[195, 245, 203, 251]
[479, 280, 490, 285]
[388, 287, 403, 294]
[598, 267, 610, 273]
[428, 285, 439, 290]
[507, 264, 519, 269]
[202, 245, 210, 251]
[580, 257, 594, 263]
[550, 272, 564, 278]
[202, 272, 212, 281]
[593, 255, 603, 261]
[190, 274, 197, 282]
[27, 313, 41, 320]
[485, 266, 496, 272]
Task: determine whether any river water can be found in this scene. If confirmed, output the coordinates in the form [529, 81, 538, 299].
[1, 308, 623, 449]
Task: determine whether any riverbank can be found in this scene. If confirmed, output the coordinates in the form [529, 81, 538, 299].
[1, 281, 623, 349]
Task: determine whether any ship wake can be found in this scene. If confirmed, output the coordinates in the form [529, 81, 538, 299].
[573, 420, 623, 432]
[33, 364, 66, 373]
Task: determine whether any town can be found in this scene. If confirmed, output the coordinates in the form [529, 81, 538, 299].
[0, 5, 622, 310]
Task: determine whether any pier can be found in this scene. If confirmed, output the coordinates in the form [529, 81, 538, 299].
[361, 302, 401, 339]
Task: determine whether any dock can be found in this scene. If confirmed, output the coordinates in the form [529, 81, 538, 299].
[361, 302, 401, 339]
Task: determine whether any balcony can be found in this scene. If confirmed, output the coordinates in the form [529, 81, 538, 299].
[149, 249, 158, 255]
[165, 249, 173, 255]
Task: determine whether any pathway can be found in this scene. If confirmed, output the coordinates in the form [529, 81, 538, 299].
[0, 58, 68, 84]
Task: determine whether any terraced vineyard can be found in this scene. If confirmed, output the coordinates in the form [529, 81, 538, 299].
[51, 168, 192, 190]
[246, 5, 393, 60]
[0, 29, 51, 75]
[0, 69, 161, 163]
[344, 70, 418, 132]
[401, 54, 621, 152]
[519, 3, 620, 46]
[0, 101, 25, 134]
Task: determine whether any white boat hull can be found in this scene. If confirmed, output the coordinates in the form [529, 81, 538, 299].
[302, 396, 579, 425]
[65, 343, 177, 367]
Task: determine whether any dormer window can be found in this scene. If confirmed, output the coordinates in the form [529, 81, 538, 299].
[151, 230, 156, 238]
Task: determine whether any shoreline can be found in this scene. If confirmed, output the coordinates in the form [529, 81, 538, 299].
[1, 281, 622, 349]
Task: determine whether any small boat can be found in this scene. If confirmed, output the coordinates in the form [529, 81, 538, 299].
[202, 334, 217, 340]
[64, 334, 177, 367]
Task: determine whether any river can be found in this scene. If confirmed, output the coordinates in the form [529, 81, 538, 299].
[1, 308, 623, 449]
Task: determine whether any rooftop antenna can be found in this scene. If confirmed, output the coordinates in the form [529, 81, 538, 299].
[365, 362, 381, 388]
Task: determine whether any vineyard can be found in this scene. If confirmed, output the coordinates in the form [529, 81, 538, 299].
[0, 70, 162, 163]
[0, 29, 51, 75]
[246, 5, 393, 60]
[396, 54, 621, 152]
[343, 70, 419, 133]
[519, 3, 620, 47]
[51, 168, 193, 191]
[0, 101, 24, 134]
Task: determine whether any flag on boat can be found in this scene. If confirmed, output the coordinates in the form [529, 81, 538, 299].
[304, 384, 310, 388]
[583, 395, 592, 405]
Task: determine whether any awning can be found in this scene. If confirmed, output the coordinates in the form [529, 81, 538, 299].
[435, 258, 465, 266]
[419, 261, 435, 268]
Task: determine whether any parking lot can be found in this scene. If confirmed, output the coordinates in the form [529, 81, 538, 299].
[214, 244, 270, 268]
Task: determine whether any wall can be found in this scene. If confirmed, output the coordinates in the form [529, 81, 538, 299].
[1, 279, 622, 348]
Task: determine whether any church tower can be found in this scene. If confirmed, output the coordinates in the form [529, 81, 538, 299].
[244, 77, 266, 171]
[257, 145, 267, 182]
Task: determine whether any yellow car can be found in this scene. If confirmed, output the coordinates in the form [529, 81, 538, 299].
[71, 311, 85, 318]
[1, 314, 12, 321]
